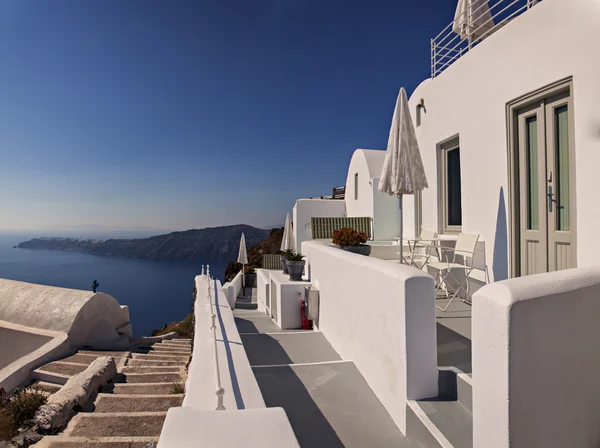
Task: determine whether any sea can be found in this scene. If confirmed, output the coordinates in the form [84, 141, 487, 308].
[0, 232, 227, 336]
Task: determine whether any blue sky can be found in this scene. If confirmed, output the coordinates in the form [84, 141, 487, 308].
[0, 0, 455, 231]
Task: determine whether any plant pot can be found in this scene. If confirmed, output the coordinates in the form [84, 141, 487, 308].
[245, 273, 257, 288]
[339, 245, 371, 256]
[280, 255, 289, 273]
[286, 260, 306, 281]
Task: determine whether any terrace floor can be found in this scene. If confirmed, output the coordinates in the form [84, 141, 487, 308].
[233, 308, 422, 447]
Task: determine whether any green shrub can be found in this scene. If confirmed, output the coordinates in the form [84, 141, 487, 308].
[332, 227, 368, 247]
[0, 388, 47, 441]
[171, 383, 185, 394]
[281, 249, 295, 259]
[286, 251, 305, 262]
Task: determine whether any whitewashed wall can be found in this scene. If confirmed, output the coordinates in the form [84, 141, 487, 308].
[160, 274, 300, 448]
[223, 271, 243, 309]
[472, 266, 600, 448]
[344, 149, 401, 240]
[302, 241, 438, 434]
[292, 199, 346, 251]
[405, 0, 600, 280]
[184, 275, 264, 410]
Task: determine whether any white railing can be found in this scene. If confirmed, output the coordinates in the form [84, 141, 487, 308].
[431, 0, 541, 78]
[203, 265, 226, 410]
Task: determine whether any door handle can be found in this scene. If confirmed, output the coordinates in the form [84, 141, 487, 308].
[547, 185, 555, 213]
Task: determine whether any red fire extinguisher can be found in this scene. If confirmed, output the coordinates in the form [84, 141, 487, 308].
[300, 299, 311, 330]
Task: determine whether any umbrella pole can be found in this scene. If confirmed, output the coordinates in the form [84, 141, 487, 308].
[242, 263, 246, 296]
[399, 195, 403, 264]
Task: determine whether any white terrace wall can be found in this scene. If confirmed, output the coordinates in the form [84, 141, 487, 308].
[293, 198, 346, 251]
[302, 241, 438, 434]
[223, 270, 243, 309]
[405, 0, 600, 281]
[473, 266, 600, 448]
[160, 274, 300, 447]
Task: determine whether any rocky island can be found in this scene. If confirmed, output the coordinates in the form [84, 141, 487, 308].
[16, 224, 270, 262]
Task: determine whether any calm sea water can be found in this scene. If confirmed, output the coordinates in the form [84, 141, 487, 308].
[0, 232, 227, 336]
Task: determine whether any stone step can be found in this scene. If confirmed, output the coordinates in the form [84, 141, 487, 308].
[77, 350, 131, 358]
[138, 345, 191, 354]
[62, 353, 109, 365]
[131, 353, 188, 361]
[32, 368, 72, 385]
[93, 393, 184, 413]
[37, 361, 89, 376]
[115, 372, 184, 384]
[133, 349, 191, 358]
[110, 383, 178, 395]
[28, 380, 62, 394]
[120, 366, 183, 374]
[63, 412, 167, 437]
[156, 339, 192, 347]
[407, 399, 473, 448]
[127, 359, 186, 367]
[30, 436, 157, 448]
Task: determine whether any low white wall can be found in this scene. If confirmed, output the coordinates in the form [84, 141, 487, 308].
[293, 199, 346, 252]
[256, 269, 269, 313]
[160, 275, 300, 448]
[473, 266, 600, 448]
[184, 275, 265, 411]
[0, 320, 71, 392]
[224, 271, 243, 309]
[302, 241, 438, 434]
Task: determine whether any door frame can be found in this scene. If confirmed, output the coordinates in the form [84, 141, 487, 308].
[506, 77, 576, 278]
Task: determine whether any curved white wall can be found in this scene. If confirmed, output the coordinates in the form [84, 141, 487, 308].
[405, 0, 600, 280]
[345, 149, 400, 240]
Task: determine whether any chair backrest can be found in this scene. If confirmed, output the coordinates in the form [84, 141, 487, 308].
[454, 233, 480, 266]
[419, 228, 438, 247]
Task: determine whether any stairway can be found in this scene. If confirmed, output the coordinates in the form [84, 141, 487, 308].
[32, 339, 191, 448]
[406, 368, 473, 448]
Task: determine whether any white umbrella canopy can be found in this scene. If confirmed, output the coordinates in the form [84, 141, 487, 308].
[280, 213, 296, 252]
[237, 233, 248, 291]
[237, 233, 248, 265]
[378, 87, 428, 263]
[453, 0, 495, 42]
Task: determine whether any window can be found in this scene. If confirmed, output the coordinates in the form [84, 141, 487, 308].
[354, 173, 358, 200]
[438, 138, 462, 233]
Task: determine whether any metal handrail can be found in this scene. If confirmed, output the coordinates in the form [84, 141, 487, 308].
[203, 265, 226, 410]
[431, 0, 541, 78]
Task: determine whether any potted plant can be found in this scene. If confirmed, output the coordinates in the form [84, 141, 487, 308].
[281, 249, 294, 273]
[332, 227, 371, 256]
[285, 251, 306, 281]
[244, 265, 257, 288]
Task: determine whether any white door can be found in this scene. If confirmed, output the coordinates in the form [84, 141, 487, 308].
[518, 90, 575, 275]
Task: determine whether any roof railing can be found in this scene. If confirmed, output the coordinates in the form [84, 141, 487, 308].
[431, 0, 541, 78]
[203, 265, 226, 410]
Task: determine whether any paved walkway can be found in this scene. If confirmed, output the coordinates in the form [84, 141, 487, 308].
[234, 309, 420, 448]
[436, 298, 472, 375]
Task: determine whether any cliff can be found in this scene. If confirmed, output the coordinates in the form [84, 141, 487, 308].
[224, 227, 283, 280]
[16, 225, 270, 263]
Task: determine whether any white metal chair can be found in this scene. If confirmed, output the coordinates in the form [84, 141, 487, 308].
[404, 228, 439, 269]
[428, 233, 479, 312]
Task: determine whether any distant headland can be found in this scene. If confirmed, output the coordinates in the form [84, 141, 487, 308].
[15, 224, 270, 262]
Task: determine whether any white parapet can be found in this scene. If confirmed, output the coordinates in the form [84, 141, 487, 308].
[473, 265, 600, 448]
[302, 240, 438, 434]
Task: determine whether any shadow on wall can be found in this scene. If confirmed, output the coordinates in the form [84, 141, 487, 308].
[493, 187, 509, 282]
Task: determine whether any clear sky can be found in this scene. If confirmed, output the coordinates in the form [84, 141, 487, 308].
[0, 0, 455, 232]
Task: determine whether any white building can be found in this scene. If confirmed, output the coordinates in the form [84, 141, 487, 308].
[399, 0, 600, 283]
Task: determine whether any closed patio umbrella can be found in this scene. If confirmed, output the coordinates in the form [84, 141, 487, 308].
[453, 0, 495, 44]
[378, 87, 428, 263]
[238, 233, 248, 295]
[280, 213, 295, 253]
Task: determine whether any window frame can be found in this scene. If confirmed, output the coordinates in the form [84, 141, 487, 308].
[438, 136, 462, 235]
